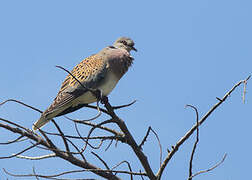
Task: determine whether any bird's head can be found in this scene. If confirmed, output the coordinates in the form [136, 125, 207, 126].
[113, 37, 137, 52]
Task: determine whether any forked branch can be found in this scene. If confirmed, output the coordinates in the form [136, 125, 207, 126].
[156, 75, 250, 179]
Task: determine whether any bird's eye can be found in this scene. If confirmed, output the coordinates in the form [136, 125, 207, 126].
[121, 40, 127, 45]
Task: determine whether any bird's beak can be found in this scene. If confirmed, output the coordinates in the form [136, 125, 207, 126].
[131, 46, 137, 52]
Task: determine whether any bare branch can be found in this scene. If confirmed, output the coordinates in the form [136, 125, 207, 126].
[1, 65, 248, 180]
[65, 101, 102, 122]
[112, 160, 134, 180]
[185, 105, 199, 180]
[51, 120, 71, 155]
[0, 122, 120, 179]
[105, 139, 113, 151]
[112, 100, 137, 110]
[82, 119, 116, 152]
[243, 75, 250, 103]
[56, 65, 90, 92]
[0, 117, 31, 132]
[16, 153, 56, 160]
[140, 170, 145, 180]
[3, 167, 145, 179]
[189, 153, 227, 179]
[0, 135, 25, 145]
[81, 99, 136, 116]
[73, 122, 105, 151]
[91, 152, 111, 171]
[72, 119, 123, 137]
[0, 99, 42, 113]
[156, 75, 250, 179]
[139, 127, 162, 168]
[0, 142, 39, 159]
[32, 167, 40, 180]
[101, 96, 156, 179]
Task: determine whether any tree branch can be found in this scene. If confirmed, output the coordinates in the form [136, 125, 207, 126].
[156, 75, 250, 179]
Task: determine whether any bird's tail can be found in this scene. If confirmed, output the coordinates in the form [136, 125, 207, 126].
[32, 116, 51, 131]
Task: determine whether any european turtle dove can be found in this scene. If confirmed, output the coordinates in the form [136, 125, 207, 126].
[33, 37, 137, 130]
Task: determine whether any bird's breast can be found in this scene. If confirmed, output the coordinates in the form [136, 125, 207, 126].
[98, 71, 120, 96]
[72, 72, 120, 106]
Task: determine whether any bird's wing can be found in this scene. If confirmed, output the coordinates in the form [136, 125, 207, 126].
[42, 54, 107, 118]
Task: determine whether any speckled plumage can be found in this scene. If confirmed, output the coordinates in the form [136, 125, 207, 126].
[33, 37, 136, 130]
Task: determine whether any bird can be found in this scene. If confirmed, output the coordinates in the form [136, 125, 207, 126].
[32, 37, 137, 130]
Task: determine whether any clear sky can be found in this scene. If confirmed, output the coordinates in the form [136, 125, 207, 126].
[0, 0, 252, 179]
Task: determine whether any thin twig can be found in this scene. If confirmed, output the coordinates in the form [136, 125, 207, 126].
[0, 142, 39, 159]
[112, 160, 133, 180]
[51, 120, 71, 155]
[0, 117, 31, 132]
[0, 99, 42, 113]
[140, 170, 145, 180]
[16, 153, 56, 160]
[91, 152, 111, 171]
[82, 119, 115, 152]
[3, 167, 146, 178]
[0, 135, 25, 145]
[139, 127, 151, 148]
[72, 119, 123, 137]
[56, 65, 90, 92]
[189, 153, 227, 179]
[44, 132, 122, 141]
[64, 101, 102, 122]
[32, 166, 40, 180]
[242, 75, 250, 103]
[156, 75, 250, 179]
[74, 122, 105, 151]
[105, 139, 113, 151]
[83, 104, 110, 115]
[185, 105, 199, 180]
[112, 100, 137, 110]
[139, 127, 162, 168]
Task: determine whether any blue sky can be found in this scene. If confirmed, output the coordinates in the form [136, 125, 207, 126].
[0, 0, 252, 179]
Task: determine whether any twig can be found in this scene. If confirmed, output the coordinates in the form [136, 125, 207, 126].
[0, 135, 25, 145]
[16, 153, 56, 160]
[140, 170, 145, 180]
[64, 101, 102, 122]
[71, 119, 123, 137]
[185, 105, 199, 180]
[42, 130, 122, 141]
[32, 166, 39, 180]
[242, 75, 250, 103]
[81, 100, 136, 116]
[56, 66, 90, 92]
[0, 99, 42, 113]
[156, 75, 250, 179]
[112, 160, 133, 180]
[85, 100, 102, 121]
[91, 152, 111, 171]
[0, 142, 39, 159]
[105, 139, 113, 151]
[82, 119, 115, 152]
[3, 167, 146, 178]
[189, 153, 227, 179]
[51, 120, 71, 155]
[139, 127, 151, 148]
[74, 122, 105, 151]
[112, 100, 137, 110]
[139, 127, 162, 168]
[0, 117, 31, 132]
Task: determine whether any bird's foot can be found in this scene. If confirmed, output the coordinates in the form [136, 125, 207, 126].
[93, 89, 108, 104]
[100, 96, 108, 104]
